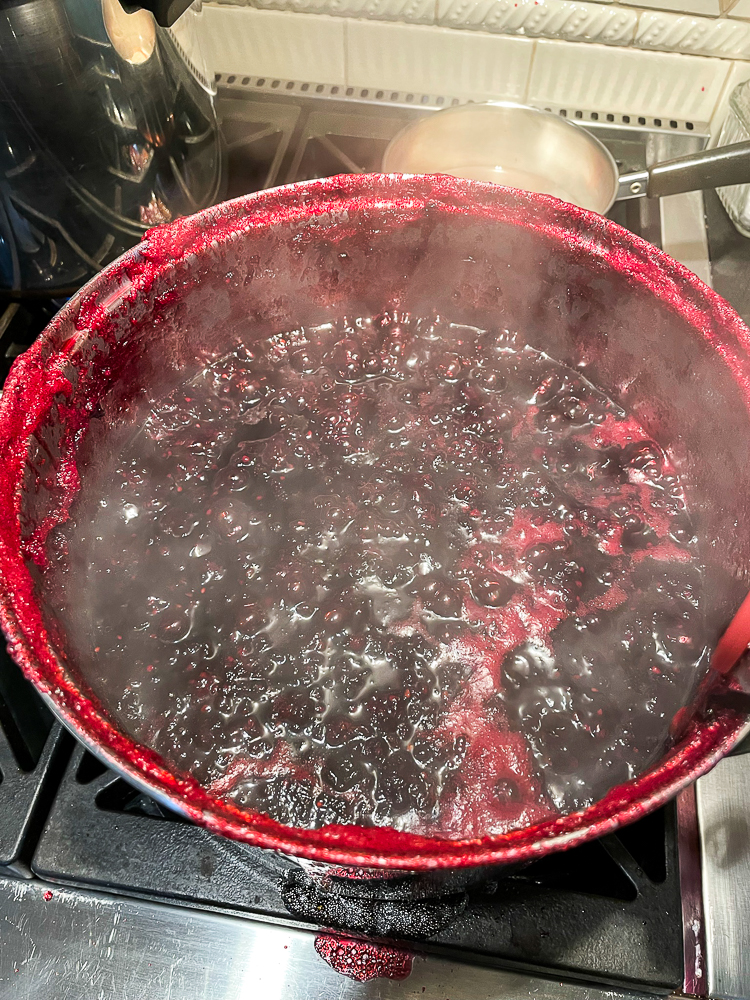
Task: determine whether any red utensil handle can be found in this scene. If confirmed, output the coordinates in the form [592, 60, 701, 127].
[711, 590, 750, 675]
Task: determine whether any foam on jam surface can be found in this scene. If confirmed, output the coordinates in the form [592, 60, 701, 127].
[52, 314, 710, 838]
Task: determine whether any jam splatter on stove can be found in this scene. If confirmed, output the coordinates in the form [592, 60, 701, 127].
[314, 933, 413, 982]
[51, 313, 710, 838]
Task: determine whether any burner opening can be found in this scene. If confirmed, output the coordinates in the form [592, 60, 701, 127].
[514, 837, 638, 901]
[75, 751, 109, 785]
[616, 808, 667, 883]
[96, 775, 188, 822]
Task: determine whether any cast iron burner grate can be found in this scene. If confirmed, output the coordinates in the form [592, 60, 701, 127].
[0, 645, 70, 877]
[0, 300, 75, 878]
[33, 743, 683, 989]
[0, 299, 65, 385]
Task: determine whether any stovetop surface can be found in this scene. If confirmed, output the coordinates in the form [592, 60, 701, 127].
[0, 84, 744, 1000]
[30, 741, 683, 989]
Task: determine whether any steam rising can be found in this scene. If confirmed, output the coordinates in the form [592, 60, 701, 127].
[49, 313, 712, 838]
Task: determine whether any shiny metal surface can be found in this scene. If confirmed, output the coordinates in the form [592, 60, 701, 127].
[617, 170, 649, 201]
[660, 191, 712, 287]
[0, 874, 664, 1000]
[383, 102, 750, 214]
[616, 144, 750, 203]
[697, 196, 750, 1000]
[696, 752, 750, 1000]
[676, 786, 706, 997]
[381, 102, 620, 213]
[0, 0, 223, 294]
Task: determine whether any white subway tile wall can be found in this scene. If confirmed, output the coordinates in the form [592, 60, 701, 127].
[346, 19, 534, 97]
[528, 38, 729, 117]
[622, 0, 721, 18]
[243, 0, 436, 24]
[635, 9, 750, 56]
[707, 57, 750, 136]
[209, 0, 750, 56]
[203, 6, 346, 82]
[201, 0, 749, 133]
[727, 0, 750, 18]
[437, 0, 638, 45]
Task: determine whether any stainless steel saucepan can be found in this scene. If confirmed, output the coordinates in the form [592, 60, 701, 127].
[381, 102, 750, 214]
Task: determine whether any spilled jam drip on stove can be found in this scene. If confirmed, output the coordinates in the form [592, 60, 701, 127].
[52, 313, 710, 838]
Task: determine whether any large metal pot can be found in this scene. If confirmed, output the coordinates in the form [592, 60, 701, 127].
[0, 173, 748, 873]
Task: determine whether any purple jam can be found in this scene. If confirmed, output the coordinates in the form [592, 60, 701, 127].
[51, 313, 711, 838]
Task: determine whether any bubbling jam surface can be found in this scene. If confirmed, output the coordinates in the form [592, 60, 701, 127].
[53, 314, 711, 838]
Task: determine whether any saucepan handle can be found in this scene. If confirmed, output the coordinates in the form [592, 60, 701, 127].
[617, 140, 750, 201]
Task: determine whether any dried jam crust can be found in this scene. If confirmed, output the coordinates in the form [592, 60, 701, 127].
[51, 313, 710, 839]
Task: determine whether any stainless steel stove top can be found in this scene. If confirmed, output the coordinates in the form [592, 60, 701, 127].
[0, 874, 681, 1000]
[1, 82, 749, 1000]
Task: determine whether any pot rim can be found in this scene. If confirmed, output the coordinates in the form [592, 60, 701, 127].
[1, 172, 748, 870]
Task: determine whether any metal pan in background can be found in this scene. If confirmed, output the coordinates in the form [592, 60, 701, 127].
[381, 102, 750, 214]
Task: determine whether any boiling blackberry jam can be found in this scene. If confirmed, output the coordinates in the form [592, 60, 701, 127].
[53, 313, 711, 838]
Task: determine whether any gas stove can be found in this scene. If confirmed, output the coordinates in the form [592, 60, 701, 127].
[1, 83, 749, 1000]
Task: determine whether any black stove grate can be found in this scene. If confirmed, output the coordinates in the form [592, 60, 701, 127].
[0, 646, 71, 877]
[0, 298, 65, 384]
[0, 298, 74, 878]
[33, 743, 683, 989]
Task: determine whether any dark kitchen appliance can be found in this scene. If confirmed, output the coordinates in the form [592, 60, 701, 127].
[0, 0, 224, 294]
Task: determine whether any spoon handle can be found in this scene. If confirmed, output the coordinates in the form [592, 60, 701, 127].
[711, 590, 750, 676]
